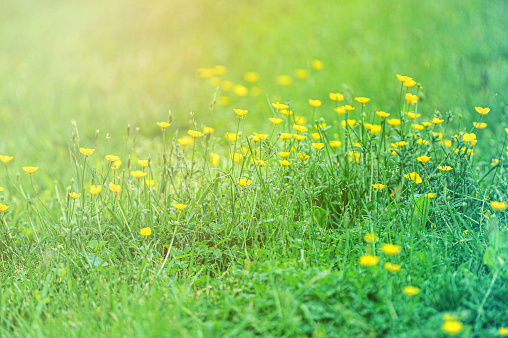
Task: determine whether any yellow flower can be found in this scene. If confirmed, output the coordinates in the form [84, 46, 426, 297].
[490, 201, 508, 211]
[344, 105, 355, 112]
[111, 160, 122, 170]
[312, 143, 324, 150]
[233, 84, 248, 97]
[297, 153, 310, 159]
[310, 133, 321, 140]
[499, 328, 508, 336]
[69, 192, 81, 199]
[280, 109, 293, 116]
[0, 155, 14, 164]
[280, 133, 293, 140]
[329, 93, 344, 101]
[178, 136, 194, 146]
[231, 153, 243, 162]
[277, 75, 292, 86]
[80, 148, 95, 157]
[0, 203, 10, 213]
[90, 185, 102, 196]
[475, 107, 490, 116]
[417, 138, 429, 145]
[417, 155, 431, 163]
[294, 116, 307, 124]
[308, 99, 322, 108]
[363, 233, 378, 243]
[387, 119, 401, 127]
[431, 117, 444, 124]
[341, 119, 356, 129]
[403, 79, 416, 88]
[376, 111, 390, 118]
[473, 122, 487, 129]
[348, 151, 361, 162]
[310, 59, 324, 70]
[268, 117, 284, 126]
[272, 102, 289, 110]
[404, 172, 423, 184]
[396, 74, 411, 83]
[370, 125, 382, 135]
[140, 227, 152, 237]
[406, 112, 421, 120]
[437, 165, 453, 171]
[491, 158, 499, 166]
[295, 69, 309, 79]
[329, 141, 342, 148]
[188, 130, 204, 138]
[23, 166, 39, 175]
[405, 93, 418, 104]
[354, 97, 370, 105]
[505, 128, 508, 134]
[138, 160, 151, 168]
[292, 124, 308, 133]
[412, 123, 424, 131]
[106, 155, 120, 162]
[130, 170, 148, 179]
[425, 193, 436, 199]
[0, 186, 3, 192]
[294, 134, 306, 141]
[233, 109, 248, 118]
[359, 254, 379, 267]
[383, 262, 402, 273]
[243, 72, 259, 83]
[173, 203, 188, 210]
[196, 68, 214, 78]
[253, 132, 269, 142]
[391, 141, 408, 148]
[220, 80, 233, 91]
[441, 140, 452, 148]
[381, 243, 402, 256]
[142, 180, 155, 188]
[225, 132, 238, 142]
[334, 106, 346, 115]
[203, 126, 215, 134]
[254, 159, 267, 166]
[109, 183, 122, 195]
[441, 320, 464, 336]
[372, 183, 386, 190]
[402, 286, 420, 296]
[279, 160, 292, 166]
[461, 133, 477, 145]
[156, 121, 171, 130]
[422, 121, 432, 127]
[236, 178, 253, 187]
[278, 151, 290, 158]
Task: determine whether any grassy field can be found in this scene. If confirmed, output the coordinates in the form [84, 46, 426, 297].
[1, 0, 508, 336]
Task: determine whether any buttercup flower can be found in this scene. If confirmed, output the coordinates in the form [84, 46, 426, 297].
[295, 69, 309, 79]
[203, 126, 215, 134]
[23, 166, 39, 175]
[109, 183, 122, 195]
[292, 124, 308, 133]
[243, 72, 259, 83]
[387, 119, 401, 127]
[0, 203, 9, 213]
[157, 122, 171, 130]
[233, 85, 248, 96]
[473, 122, 487, 129]
[130, 170, 148, 179]
[431, 118, 444, 124]
[383, 262, 402, 273]
[269, 118, 284, 126]
[297, 153, 310, 159]
[90, 185, 102, 196]
[277, 75, 292, 86]
[372, 183, 386, 190]
[404, 79, 416, 88]
[0, 155, 14, 164]
[334, 106, 346, 115]
[111, 160, 122, 170]
[140, 227, 152, 237]
[272, 102, 289, 110]
[404, 172, 422, 184]
[138, 160, 151, 168]
[490, 201, 508, 211]
[231, 153, 243, 162]
[376, 111, 390, 118]
[278, 151, 290, 158]
[359, 254, 379, 267]
[143, 180, 155, 188]
[280, 133, 293, 140]
[405, 93, 418, 104]
[312, 143, 324, 150]
[396, 74, 411, 83]
[381, 243, 402, 256]
[441, 320, 463, 336]
[329, 141, 342, 148]
[406, 112, 421, 120]
[225, 132, 239, 142]
[294, 134, 306, 141]
[363, 233, 378, 243]
[310, 59, 324, 70]
[69, 192, 81, 199]
[234, 109, 248, 118]
[188, 130, 204, 138]
[173, 203, 188, 210]
[80, 148, 95, 157]
[106, 155, 120, 162]
[417, 155, 431, 163]
[308, 99, 322, 108]
[329, 93, 344, 101]
[437, 165, 453, 171]
[402, 286, 420, 296]
[475, 107, 490, 116]
[422, 122, 432, 127]
[294, 116, 307, 124]
[355, 97, 370, 105]
[425, 193, 436, 198]
[341, 119, 356, 129]
[236, 178, 253, 187]
[310, 133, 321, 140]
[279, 160, 292, 166]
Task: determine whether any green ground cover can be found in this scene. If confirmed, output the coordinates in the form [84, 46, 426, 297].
[1, 0, 508, 336]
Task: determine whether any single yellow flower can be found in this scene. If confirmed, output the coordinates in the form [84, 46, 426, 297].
[310, 132, 321, 140]
[363, 233, 378, 243]
[475, 107, 490, 115]
[203, 126, 215, 134]
[142, 180, 155, 188]
[295, 69, 309, 79]
[354, 97, 370, 105]
[403, 79, 416, 88]
[372, 183, 386, 190]
[106, 155, 120, 162]
[383, 262, 402, 273]
[254, 159, 267, 166]
[505, 128, 508, 134]
[277, 75, 292, 86]
[425, 193, 436, 199]
[23, 166, 39, 175]
[173, 203, 188, 210]
[252, 132, 269, 141]
[69, 192, 81, 199]
[359, 254, 379, 267]
[210, 152, 220, 167]
[233, 108, 248, 118]
[268, 118, 284, 126]
[417, 138, 429, 145]
[279, 160, 292, 166]
[441, 320, 463, 336]
[329, 141, 342, 148]
[231, 153, 243, 162]
[233, 84, 248, 97]
[387, 119, 401, 127]
[310, 59, 324, 70]
[0, 155, 13, 164]
[130, 170, 148, 179]
[396, 74, 411, 83]
[341, 119, 356, 129]
[312, 143, 324, 150]
[498, 327, 508, 336]
[272, 102, 289, 110]
[376, 111, 390, 118]
[348, 151, 361, 162]
[0, 186, 3, 192]
[0, 203, 9, 212]
[461, 133, 477, 145]
[412, 123, 424, 131]
[294, 134, 306, 141]
[308, 99, 322, 108]
[294, 116, 307, 124]
[329, 93, 344, 101]
[225, 132, 239, 142]
[280, 133, 293, 140]
[90, 185, 102, 196]
[109, 183, 122, 195]
[243, 72, 259, 83]
[490, 201, 508, 211]
[437, 165, 453, 171]
[292, 124, 308, 133]
[402, 286, 420, 296]
[178, 136, 194, 146]
[111, 160, 122, 170]
[405, 93, 418, 104]
[334, 106, 346, 115]
[80, 148, 95, 157]
[138, 160, 151, 168]
[417, 155, 431, 163]
[297, 153, 310, 159]
[236, 178, 253, 187]
[188, 130, 204, 138]
[381, 243, 402, 255]
[370, 125, 382, 135]
[404, 172, 423, 184]
[441, 140, 452, 148]
[315, 123, 327, 130]
[473, 122, 487, 129]
[278, 151, 290, 158]
[406, 112, 421, 120]
[431, 117, 444, 124]
[156, 121, 171, 130]
[140, 227, 152, 237]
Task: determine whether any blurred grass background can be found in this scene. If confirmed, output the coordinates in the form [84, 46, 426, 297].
[0, 0, 506, 179]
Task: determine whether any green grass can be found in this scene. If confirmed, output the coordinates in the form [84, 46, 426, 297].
[1, 0, 508, 336]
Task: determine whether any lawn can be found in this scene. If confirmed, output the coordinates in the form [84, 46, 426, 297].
[1, 0, 508, 336]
